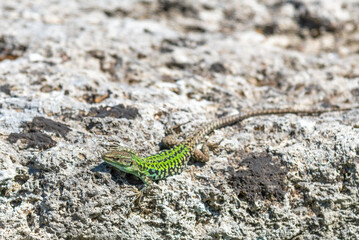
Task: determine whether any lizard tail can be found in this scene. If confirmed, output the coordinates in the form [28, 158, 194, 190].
[183, 106, 357, 150]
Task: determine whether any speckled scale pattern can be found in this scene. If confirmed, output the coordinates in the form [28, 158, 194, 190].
[140, 144, 190, 180]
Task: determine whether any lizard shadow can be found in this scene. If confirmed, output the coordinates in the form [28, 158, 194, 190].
[91, 162, 144, 187]
[188, 161, 206, 168]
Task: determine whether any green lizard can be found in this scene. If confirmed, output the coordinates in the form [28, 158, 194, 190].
[102, 107, 355, 186]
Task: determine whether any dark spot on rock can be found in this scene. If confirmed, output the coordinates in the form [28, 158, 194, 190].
[165, 61, 189, 70]
[103, 8, 129, 17]
[14, 174, 29, 185]
[185, 25, 206, 33]
[160, 37, 206, 53]
[87, 49, 105, 59]
[159, 1, 198, 18]
[304, 84, 322, 95]
[7, 117, 70, 150]
[0, 36, 27, 61]
[10, 198, 22, 208]
[40, 84, 53, 93]
[87, 50, 123, 81]
[159, 46, 173, 53]
[297, 8, 337, 38]
[351, 88, 359, 97]
[0, 84, 11, 95]
[89, 104, 139, 119]
[161, 74, 176, 83]
[26, 213, 35, 227]
[83, 90, 112, 104]
[21, 117, 71, 138]
[31, 77, 47, 85]
[209, 62, 226, 73]
[227, 153, 288, 202]
[258, 24, 276, 35]
[319, 102, 341, 109]
[85, 120, 103, 131]
[7, 131, 56, 150]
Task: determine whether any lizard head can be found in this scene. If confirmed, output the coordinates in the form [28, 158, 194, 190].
[102, 149, 142, 174]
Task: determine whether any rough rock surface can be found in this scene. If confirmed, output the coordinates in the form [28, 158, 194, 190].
[0, 0, 359, 239]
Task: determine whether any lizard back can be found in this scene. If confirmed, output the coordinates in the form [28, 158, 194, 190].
[141, 144, 190, 180]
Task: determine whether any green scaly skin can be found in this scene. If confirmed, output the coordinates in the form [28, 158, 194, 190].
[102, 107, 355, 185]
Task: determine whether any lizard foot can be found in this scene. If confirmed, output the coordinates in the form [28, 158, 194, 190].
[129, 183, 161, 204]
[192, 144, 210, 163]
